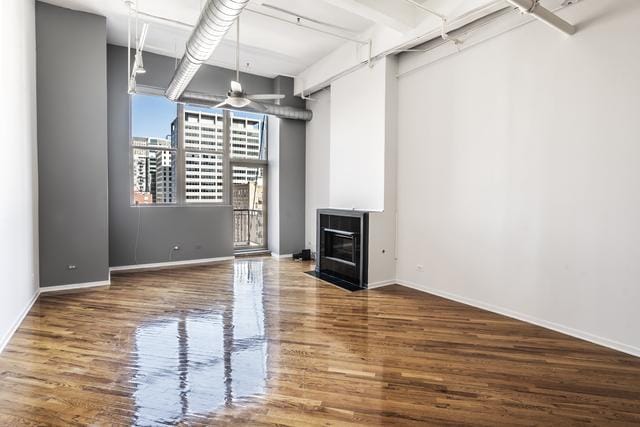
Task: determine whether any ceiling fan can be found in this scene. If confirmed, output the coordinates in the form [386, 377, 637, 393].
[215, 17, 284, 111]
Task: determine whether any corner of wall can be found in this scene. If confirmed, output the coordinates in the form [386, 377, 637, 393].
[367, 56, 400, 285]
[0, 0, 40, 355]
[267, 115, 281, 255]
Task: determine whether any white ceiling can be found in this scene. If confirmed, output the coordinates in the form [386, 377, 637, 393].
[39, 0, 500, 78]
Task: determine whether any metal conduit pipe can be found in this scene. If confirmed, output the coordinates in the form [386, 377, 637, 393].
[262, 104, 314, 121]
[180, 91, 313, 121]
[506, 0, 576, 35]
[165, 0, 250, 101]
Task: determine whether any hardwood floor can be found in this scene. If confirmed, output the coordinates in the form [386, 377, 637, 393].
[1, 257, 639, 426]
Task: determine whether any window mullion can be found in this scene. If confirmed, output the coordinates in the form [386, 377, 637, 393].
[177, 103, 186, 204]
[223, 110, 231, 205]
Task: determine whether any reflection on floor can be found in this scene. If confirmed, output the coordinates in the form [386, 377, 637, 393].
[1, 257, 639, 426]
[133, 261, 267, 424]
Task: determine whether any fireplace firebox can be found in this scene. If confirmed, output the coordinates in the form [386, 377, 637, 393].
[310, 209, 369, 291]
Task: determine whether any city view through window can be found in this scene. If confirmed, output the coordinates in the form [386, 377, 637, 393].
[131, 94, 267, 249]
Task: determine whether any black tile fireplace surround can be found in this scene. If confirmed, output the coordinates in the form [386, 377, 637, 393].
[309, 209, 369, 291]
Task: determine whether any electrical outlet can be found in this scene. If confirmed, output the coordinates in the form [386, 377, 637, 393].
[416, 264, 424, 272]
[67, 265, 77, 270]
[173, 245, 180, 251]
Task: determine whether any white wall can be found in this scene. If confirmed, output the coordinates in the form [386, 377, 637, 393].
[330, 60, 387, 211]
[368, 57, 398, 285]
[305, 58, 397, 283]
[305, 89, 331, 253]
[396, 0, 640, 355]
[267, 116, 281, 255]
[0, 0, 39, 352]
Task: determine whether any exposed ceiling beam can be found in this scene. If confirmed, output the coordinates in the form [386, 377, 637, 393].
[294, 0, 513, 95]
[320, 0, 419, 32]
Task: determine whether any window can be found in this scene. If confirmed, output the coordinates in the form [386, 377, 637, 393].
[130, 94, 267, 207]
[229, 111, 268, 249]
[131, 95, 178, 205]
[232, 165, 266, 249]
[230, 112, 266, 161]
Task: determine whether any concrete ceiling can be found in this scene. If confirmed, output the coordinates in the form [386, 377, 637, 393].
[39, 0, 500, 78]
[38, 0, 373, 77]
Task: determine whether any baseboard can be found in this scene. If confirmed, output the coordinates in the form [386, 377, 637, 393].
[235, 249, 271, 257]
[367, 280, 396, 289]
[396, 279, 640, 358]
[39, 279, 111, 294]
[0, 290, 39, 355]
[110, 256, 235, 273]
[271, 253, 293, 259]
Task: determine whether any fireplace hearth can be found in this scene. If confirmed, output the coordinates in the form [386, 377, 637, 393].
[307, 209, 369, 291]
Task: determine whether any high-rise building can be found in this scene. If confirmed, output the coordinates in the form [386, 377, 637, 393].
[132, 137, 150, 193]
[180, 110, 225, 203]
[131, 137, 174, 204]
[154, 149, 176, 203]
[231, 116, 262, 184]
[232, 181, 264, 211]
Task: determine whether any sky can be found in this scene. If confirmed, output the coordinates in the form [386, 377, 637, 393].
[132, 94, 176, 140]
[132, 94, 265, 141]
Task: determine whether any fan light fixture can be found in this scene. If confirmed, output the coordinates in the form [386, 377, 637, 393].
[226, 94, 251, 108]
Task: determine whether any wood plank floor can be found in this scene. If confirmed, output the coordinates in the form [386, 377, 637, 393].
[1, 257, 639, 426]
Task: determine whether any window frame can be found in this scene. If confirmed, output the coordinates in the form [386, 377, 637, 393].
[129, 94, 268, 208]
[128, 97, 179, 206]
[231, 160, 268, 251]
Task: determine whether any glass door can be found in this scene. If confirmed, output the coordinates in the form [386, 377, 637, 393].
[232, 163, 267, 250]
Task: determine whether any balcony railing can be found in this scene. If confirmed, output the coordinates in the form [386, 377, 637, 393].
[234, 209, 264, 248]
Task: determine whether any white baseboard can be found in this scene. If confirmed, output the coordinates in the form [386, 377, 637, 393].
[271, 253, 293, 259]
[396, 279, 640, 358]
[110, 256, 234, 273]
[39, 279, 111, 294]
[0, 290, 39, 355]
[2, 277, 113, 354]
[235, 249, 271, 256]
[367, 280, 396, 289]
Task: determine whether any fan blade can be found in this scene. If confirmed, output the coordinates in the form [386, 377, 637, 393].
[247, 93, 286, 101]
[215, 101, 229, 109]
[247, 101, 268, 112]
[230, 81, 242, 93]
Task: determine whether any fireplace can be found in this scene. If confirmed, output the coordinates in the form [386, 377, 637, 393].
[312, 209, 369, 291]
[324, 229, 355, 264]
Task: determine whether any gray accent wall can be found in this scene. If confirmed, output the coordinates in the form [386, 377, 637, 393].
[269, 78, 307, 255]
[267, 116, 306, 256]
[278, 119, 306, 255]
[36, 3, 109, 287]
[107, 46, 305, 266]
[273, 76, 306, 109]
[134, 47, 274, 95]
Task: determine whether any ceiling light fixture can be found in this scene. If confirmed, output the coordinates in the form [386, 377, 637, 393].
[260, 3, 355, 33]
[127, 0, 149, 91]
[134, 51, 146, 75]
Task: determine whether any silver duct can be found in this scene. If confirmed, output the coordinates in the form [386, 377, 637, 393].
[506, 0, 576, 35]
[165, 0, 250, 101]
[180, 91, 313, 121]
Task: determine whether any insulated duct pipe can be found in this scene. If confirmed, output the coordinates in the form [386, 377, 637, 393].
[180, 91, 313, 121]
[506, 0, 576, 35]
[165, 0, 250, 101]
